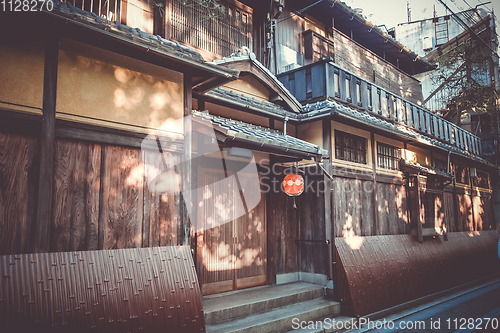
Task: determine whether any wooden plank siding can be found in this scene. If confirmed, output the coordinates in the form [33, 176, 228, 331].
[267, 164, 298, 280]
[50, 140, 101, 252]
[0, 132, 39, 254]
[0, 132, 184, 255]
[298, 175, 327, 276]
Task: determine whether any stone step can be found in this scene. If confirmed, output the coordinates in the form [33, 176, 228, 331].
[205, 298, 341, 333]
[203, 282, 325, 325]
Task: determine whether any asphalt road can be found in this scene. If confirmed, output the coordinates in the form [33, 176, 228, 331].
[350, 278, 500, 333]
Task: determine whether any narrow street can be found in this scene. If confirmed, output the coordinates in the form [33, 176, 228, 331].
[350, 278, 500, 333]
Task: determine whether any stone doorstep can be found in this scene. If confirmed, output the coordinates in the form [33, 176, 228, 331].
[205, 298, 341, 333]
[203, 282, 326, 325]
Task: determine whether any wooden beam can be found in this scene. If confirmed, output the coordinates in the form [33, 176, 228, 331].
[322, 119, 333, 280]
[371, 132, 379, 235]
[417, 175, 424, 243]
[35, 27, 59, 252]
[182, 74, 193, 246]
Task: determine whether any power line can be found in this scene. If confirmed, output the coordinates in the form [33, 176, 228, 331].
[436, 0, 498, 58]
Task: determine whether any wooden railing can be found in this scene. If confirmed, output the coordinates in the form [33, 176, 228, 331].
[62, 0, 120, 21]
[277, 59, 483, 157]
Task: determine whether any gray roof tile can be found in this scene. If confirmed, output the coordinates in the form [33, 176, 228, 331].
[193, 111, 327, 157]
[302, 99, 489, 164]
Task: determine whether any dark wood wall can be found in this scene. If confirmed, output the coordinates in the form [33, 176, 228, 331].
[267, 166, 298, 282]
[0, 132, 39, 254]
[0, 131, 183, 256]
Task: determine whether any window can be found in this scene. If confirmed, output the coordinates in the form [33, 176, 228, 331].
[335, 130, 367, 164]
[345, 75, 352, 102]
[434, 159, 448, 173]
[454, 165, 469, 184]
[473, 171, 490, 188]
[171, 0, 252, 57]
[377, 142, 400, 170]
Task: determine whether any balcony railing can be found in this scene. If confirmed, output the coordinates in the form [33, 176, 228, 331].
[277, 59, 483, 157]
[62, 0, 120, 21]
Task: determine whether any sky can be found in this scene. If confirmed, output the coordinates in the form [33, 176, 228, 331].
[345, 0, 500, 30]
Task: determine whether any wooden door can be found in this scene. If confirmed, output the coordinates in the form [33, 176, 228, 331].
[198, 167, 266, 295]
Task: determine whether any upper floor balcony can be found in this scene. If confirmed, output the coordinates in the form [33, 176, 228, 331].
[61, 0, 252, 59]
[277, 59, 483, 158]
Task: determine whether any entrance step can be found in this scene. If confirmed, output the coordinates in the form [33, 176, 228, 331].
[203, 281, 348, 333]
[205, 298, 340, 333]
[203, 282, 325, 325]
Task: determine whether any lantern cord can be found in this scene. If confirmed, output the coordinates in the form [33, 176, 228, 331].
[293, 197, 297, 209]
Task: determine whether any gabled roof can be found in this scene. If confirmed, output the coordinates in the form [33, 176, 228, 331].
[204, 87, 299, 120]
[212, 52, 303, 113]
[30, 1, 239, 91]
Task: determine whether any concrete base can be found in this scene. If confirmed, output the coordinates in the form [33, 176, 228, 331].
[276, 272, 329, 286]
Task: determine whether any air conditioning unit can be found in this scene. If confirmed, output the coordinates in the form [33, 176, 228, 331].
[423, 36, 433, 51]
[470, 167, 477, 178]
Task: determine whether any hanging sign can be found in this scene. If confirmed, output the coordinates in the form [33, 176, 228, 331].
[282, 174, 304, 196]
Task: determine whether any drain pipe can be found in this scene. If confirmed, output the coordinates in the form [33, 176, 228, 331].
[283, 116, 289, 136]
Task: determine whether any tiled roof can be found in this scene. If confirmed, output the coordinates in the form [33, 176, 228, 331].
[302, 99, 490, 164]
[192, 111, 327, 158]
[206, 87, 298, 118]
[42, 1, 238, 77]
[400, 160, 453, 178]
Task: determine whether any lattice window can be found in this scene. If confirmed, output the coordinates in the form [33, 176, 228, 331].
[473, 171, 489, 188]
[335, 130, 367, 164]
[377, 142, 400, 170]
[170, 0, 252, 57]
[454, 164, 469, 184]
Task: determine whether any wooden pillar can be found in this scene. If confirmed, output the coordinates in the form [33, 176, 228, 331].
[322, 119, 333, 280]
[469, 168, 476, 231]
[371, 132, 379, 235]
[35, 27, 59, 253]
[164, 0, 172, 40]
[416, 174, 424, 243]
[198, 98, 206, 112]
[182, 74, 193, 246]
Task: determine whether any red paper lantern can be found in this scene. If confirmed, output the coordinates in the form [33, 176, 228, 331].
[282, 174, 304, 196]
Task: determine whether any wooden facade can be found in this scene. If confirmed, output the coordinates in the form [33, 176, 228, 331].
[1, 0, 499, 324]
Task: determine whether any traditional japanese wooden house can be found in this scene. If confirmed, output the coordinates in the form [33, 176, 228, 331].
[0, 0, 499, 331]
